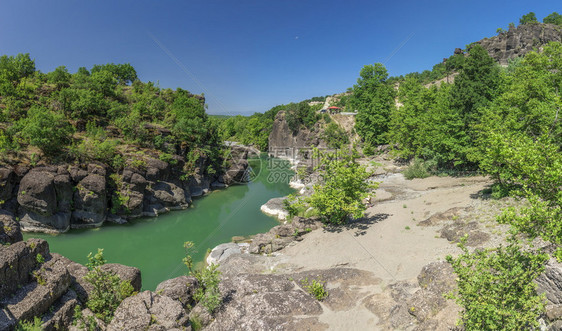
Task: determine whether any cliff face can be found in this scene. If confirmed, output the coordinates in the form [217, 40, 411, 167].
[0, 145, 252, 234]
[268, 111, 327, 163]
[477, 23, 562, 65]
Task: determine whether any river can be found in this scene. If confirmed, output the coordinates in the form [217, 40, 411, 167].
[23, 155, 294, 290]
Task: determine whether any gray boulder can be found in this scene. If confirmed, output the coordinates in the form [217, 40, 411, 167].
[155, 275, 199, 308]
[41, 289, 78, 331]
[0, 210, 22, 244]
[72, 174, 107, 226]
[0, 254, 71, 323]
[0, 238, 50, 299]
[537, 258, 562, 305]
[108, 291, 189, 331]
[101, 263, 142, 292]
[17, 170, 57, 216]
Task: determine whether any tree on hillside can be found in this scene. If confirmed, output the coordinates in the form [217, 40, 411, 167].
[350, 63, 395, 146]
[519, 12, 538, 25]
[47, 66, 71, 89]
[18, 105, 74, 156]
[544, 12, 562, 26]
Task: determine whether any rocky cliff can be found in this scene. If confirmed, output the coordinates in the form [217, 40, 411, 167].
[267, 111, 327, 163]
[0, 145, 253, 234]
[477, 23, 562, 65]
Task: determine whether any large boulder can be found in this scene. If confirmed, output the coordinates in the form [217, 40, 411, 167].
[108, 291, 189, 330]
[72, 174, 107, 226]
[0, 167, 16, 202]
[0, 210, 22, 244]
[145, 181, 189, 212]
[537, 258, 562, 305]
[155, 275, 198, 308]
[101, 263, 142, 292]
[17, 170, 57, 216]
[0, 238, 50, 299]
[0, 254, 71, 324]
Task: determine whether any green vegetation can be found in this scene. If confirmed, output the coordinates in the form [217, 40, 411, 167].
[0, 54, 223, 179]
[349, 63, 395, 146]
[322, 122, 349, 149]
[300, 277, 328, 301]
[183, 241, 222, 313]
[287, 149, 375, 225]
[446, 238, 547, 330]
[15, 317, 42, 331]
[84, 249, 136, 323]
[543, 12, 562, 25]
[519, 12, 538, 25]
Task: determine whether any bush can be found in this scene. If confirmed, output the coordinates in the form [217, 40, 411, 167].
[183, 242, 222, 313]
[84, 249, 136, 323]
[301, 277, 328, 301]
[18, 105, 74, 156]
[446, 238, 547, 330]
[289, 149, 376, 225]
[15, 317, 42, 331]
[403, 157, 434, 180]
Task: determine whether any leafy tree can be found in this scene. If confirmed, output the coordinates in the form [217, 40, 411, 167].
[18, 105, 74, 156]
[543, 12, 562, 25]
[322, 122, 349, 149]
[285, 101, 319, 133]
[90, 70, 118, 97]
[0, 53, 35, 83]
[91, 63, 137, 85]
[47, 65, 71, 89]
[289, 149, 376, 225]
[168, 93, 208, 145]
[350, 63, 395, 145]
[519, 12, 538, 25]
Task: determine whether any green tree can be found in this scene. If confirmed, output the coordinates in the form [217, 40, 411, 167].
[18, 106, 74, 156]
[350, 63, 395, 146]
[543, 12, 562, 25]
[91, 63, 137, 85]
[519, 12, 538, 25]
[47, 65, 71, 89]
[291, 149, 376, 225]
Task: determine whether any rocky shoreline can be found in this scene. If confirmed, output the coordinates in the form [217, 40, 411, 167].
[0, 144, 254, 234]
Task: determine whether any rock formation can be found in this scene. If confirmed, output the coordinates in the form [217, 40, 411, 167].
[0, 145, 252, 234]
[477, 23, 562, 65]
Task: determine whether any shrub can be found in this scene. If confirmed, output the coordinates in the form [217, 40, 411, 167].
[84, 249, 136, 323]
[403, 157, 434, 180]
[446, 238, 547, 330]
[288, 149, 376, 225]
[301, 277, 328, 301]
[15, 317, 42, 331]
[18, 105, 74, 156]
[183, 241, 222, 314]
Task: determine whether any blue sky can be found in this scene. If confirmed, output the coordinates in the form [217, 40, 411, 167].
[0, 1, 559, 115]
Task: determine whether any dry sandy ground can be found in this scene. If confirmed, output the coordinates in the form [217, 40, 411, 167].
[273, 172, 495, 330]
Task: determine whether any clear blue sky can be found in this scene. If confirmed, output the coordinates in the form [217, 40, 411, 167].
[0, 1, 559, 115]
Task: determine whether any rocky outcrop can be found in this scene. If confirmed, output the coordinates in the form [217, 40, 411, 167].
[477, 23, 562, 65]
[108, 291, 190, 331]
[0, 210, 22, 244]
[155, 275, 198, 308]
[260, 197, 289, 221]
[249, 217, 323, 254]
[4, 144, 252, 234]
[268, 111, 327, 163]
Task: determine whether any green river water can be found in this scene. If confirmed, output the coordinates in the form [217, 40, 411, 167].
[23, 155, 294, 290]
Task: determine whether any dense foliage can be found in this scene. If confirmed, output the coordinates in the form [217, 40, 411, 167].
[0, 54, 223, 178]
[84, 249, 136, 323]
[446, 239, 547, 330]
[287, 149, 375, 225]
[349, 63, 395, 147]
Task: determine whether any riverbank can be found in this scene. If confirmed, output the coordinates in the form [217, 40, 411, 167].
[202, 154, 523, 330]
